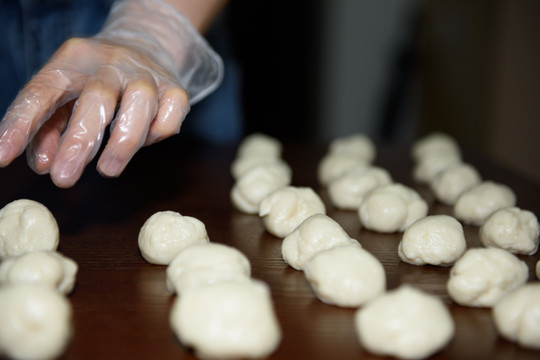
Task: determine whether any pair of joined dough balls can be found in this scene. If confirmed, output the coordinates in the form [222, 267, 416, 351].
[231, 133, 292, 214]
[282, 214, 386, 307]
[317, 133, 376, 186]
[166, 243, 281, 359]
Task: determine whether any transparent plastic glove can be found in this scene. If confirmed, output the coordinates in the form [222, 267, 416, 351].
[0, 0, 223, 188]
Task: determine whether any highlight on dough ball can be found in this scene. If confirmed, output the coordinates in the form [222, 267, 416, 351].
[0, 199, 59, 259]
[138, 210, 209, 265]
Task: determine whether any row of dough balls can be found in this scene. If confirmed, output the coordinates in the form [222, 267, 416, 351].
[229, 135, 455, 359]
[230, 133, 292, 215]
[137, 210, 281, 359]
[280, 211, 454, 358]
[0, 199, 77, 360]
[408, 133, 540, 349]
[412, 132, 518, 225]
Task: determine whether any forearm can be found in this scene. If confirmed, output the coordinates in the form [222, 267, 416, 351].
[163, 0, 229, 33]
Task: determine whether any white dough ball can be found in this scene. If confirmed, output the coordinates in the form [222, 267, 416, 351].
[281, 214, 359, 270]
[0, 251, 78, 295]
[231, 156, 291, 181]
[317, 154, 369, 186]
[0, 284, 72, 360]
[327, 166, 393, 210]
[413, 150, 462, 184]
[138, 211, 209, 265]
[231, 163, 292, 214]
[398, 215, 466, 266]
[479, 207, 540, 255]
[305, 245, 386, 307]
[170, 279, 281, 360]
[259, 186, 326, 238]
[430, 163, 482, 205]
[166, 242, 251, 294]
[328, 133, 376, 163]
[0, 199, 59, 259]
[235, 133, 282, 159]
[355, 285, 454, 359]
[411, 132, 461, 162]
[358, 183, 428, 233]
[454, 181, 517, 225]
[447, 247, 528, 307]
[493, 283, 540, 350]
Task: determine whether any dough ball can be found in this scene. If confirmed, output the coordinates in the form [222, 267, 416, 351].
[0, 199, 59, 259]
[355, 285, 454, 359]
[328, 133, 376, 163]
[327, 166, 393, 210]
[453, 181, 517, 225]
[304, 245, 386, 307]
[259, 186, 326, 238]
[235, 133, 282, 159]
[398, 215, 466, 266]
[170, 279, 281, 360]
[492, 283, 540, 350]
[411, 132, 461, 162]
[317, 154, 369, 186]
[0, 284, 72, 360]
[138, 211, 209, 265]
[0, 251, 78, 295]
[231, 156, 291, 181]
[430, 163, 482, 205]
[358, 183, 428, 233]
[447, 247, 528, 307]
[231, 163, 292, 214]
[166, 242, 251, 294]
[479, 207, 540, 255]
[413, 150, 462, 184]
[281, 214, 359, 270]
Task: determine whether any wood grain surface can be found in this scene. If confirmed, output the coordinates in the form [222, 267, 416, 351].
[1, 138, 539, 360]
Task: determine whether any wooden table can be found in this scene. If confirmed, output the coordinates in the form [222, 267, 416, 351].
[1, 137, 539, 360]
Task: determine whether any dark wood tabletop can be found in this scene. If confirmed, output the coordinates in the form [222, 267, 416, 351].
[1, 137, 539, 360]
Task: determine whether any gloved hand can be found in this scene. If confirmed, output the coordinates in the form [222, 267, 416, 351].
[0, 0, 223, 188]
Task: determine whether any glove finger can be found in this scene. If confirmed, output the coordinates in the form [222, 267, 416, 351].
[144, 83, 190, 146]
[0, 68, 82, 167]
[97, 72, 159, 177]
[26, 101, 75, 175]
[49, 66, 123, 188]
